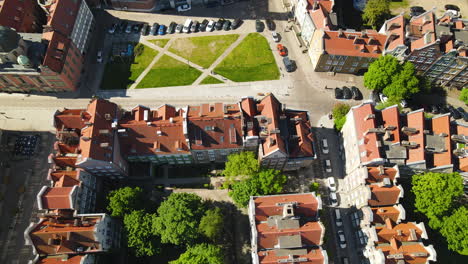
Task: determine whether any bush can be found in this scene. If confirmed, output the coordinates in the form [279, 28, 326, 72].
[332, 103, 350, 131]
[460, 88, 468, 105]
[310, 182, 319, 192]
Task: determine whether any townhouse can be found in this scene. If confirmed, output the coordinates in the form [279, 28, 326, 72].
[0, 0, 95, 93]
[248, 193, 328, 264]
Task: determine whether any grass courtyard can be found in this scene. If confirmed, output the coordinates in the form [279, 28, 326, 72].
[200, 75, 224, 85]
[168, 34, 239, 68]
[148, 39, 170, 48]
[214, 33, 280, 82]
[137, 55, 202, 88]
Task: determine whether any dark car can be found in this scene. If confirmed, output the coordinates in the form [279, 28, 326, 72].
[283, 57, 295, 72]
[215, 18, 225, 30]
[140, 24, 149, 36]
[265, 19, 275, 30]
[410, 6, 425, 16]
[108, 23, 117, 34]
[168, 22, 177, 34]
[190, 21, 199, 33]
[351, 86, 362, 100]
[118, 21, 127, 33]
[342, 86, 352, 99]
[132, 23, 141, 33]
[448, 105, 462, 119]
[231, 18, 242, 30]
[223, 20, 231, 31]
[445, 4, 460, 11]
[199, 19, 209, 31]
[158, 25, 166, 35]
[150, 23, 159, 35]
[430, 105, 440, 114]
[335, 88, 343, 99]
[457, 107, 468, 122]
[256, 19, 263, 32]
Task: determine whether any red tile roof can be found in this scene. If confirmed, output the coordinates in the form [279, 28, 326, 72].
[240, 97, 258, 137]
[187, 103, 243, 150]
[366, 166, 398, 184]
[456, 124, 468, 172]
[377, 240, 431, 264]
[381, 106, 401, 143]
[352, 103, 383, 164]
[323, 30, 387, 58]
[37, 255, 85, 264]
[368, 185, 401, 206]
[257, 221, 323, 248]
[44, 0, 80, 37]
[405, 110, 425, 164]
[309, 1, 332, 30]
[375, 222, 424, 244]
[40, 187, 74, 209]
[257, 95, 286, 156]
[254, 193, 320, 221]
[371, 206, 402, 225]
[52, 156, 77, 169]
[431, 115, 452, 168]
[286, 111, 315, 158]
[383, 15, 406, 51]
[408, 11, 436, 51]
[258, 247, 325, 264]
[54, 109, 85, 131]
[119, 105, 189, 156]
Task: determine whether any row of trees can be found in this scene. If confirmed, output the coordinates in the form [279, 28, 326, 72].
[223, 151, 287, 207]
[412, 172, 468, 255]
[107, 187, 224, 263]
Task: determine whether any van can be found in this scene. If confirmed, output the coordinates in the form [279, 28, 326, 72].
[283, 56, 294, 72]
[334, 209, 342, 227]
[183, 18, 192, 33]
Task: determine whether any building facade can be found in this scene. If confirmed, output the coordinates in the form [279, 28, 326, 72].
[0, 0, 46, 33]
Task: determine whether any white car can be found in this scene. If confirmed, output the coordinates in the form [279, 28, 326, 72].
[329, 192, 338, 207]
[272, 31, 280, 42]
[96, 51, 103, 63]
[327, 177, 336, 192]
[206, 20, 215, 32]
[321, 138, 329, 154]
[337, 230, 347, 249]
[334, 209, 343, 227]
[324, 159, 332, 173]
[183, 19, 192, 33]
[379, 93, 388, 103]
[177, 4, 191, 12]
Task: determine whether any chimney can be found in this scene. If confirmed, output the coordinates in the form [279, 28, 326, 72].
[378, 165, 385, 175]
[143, 110, 149, 121]
[361, 30, 368, 38]
[282, 204, 294, 218]
[338, 28, 345, 37]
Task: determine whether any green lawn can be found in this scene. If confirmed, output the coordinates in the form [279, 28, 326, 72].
[137, 55, 202, 88]
[100, 43, 158, 90]
[168, 34, 239, 68]
[200, 75, 224, 85]
[214, 33, 280, 82]
[148, 39, 170, 48]
[389, 0, 409, 9]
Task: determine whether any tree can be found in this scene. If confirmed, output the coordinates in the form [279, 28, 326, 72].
[332, 103, 350, 131]
[412, 172, 464, 227]
[440, 207, 468, 255]
[123, 210, 160, 257]
[222, 151, 260, 181]
[229, 177, 260, 208]
[362, 0, 391, 29]
[383, 62, 420, 100]
[364, 55, 401, 92]
[199, 207, 224, 242]
[257, 168, 287, 195]
[107, 187, 144, 218]
[169, 243, 224, 264]
[460, 88, 468, 105]
[154, 193, 205, 246]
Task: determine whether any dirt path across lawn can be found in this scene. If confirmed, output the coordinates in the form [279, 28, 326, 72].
[391, 0, 468, 17]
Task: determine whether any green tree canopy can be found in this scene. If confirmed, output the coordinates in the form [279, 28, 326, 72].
[154, 193, 205, 246]
[123, 210, 160, 257]
[107, 187, 144, 218]
[364, 55, 401, 92]
[440, 206, 468, 255]
[332, 103, 350, 131]
[169, 243, 224, 264]
[222, 151, 260, 181]
[362, 0, 391, 29]
[460, 88, 468, 105]
[229, 177, 260, 208]
[257, 168, 287, 195]
[199, 207, 224, 242]
[383, 61, 420, 100]
[412, 172, 464, 225]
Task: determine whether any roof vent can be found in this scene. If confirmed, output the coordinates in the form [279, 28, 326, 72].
[146, 122, 152, 126]
[282, 204, 294, 218]
[378, 165, 385, 175]
[365, 114, 375, 121]
[156, 130, 162, 136]
[401, 126, 418, 135]
[338, 29, 345, 37]
[169, 117, 174, 123]
[410, 252, 428, 257]
[439, 133, 448, 137]
[401, 140, 419, 148]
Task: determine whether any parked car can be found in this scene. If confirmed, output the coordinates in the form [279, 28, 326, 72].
[410, 6, 425, 16]
[342, 86, 352, 99]
[231, 18, 242, 29]
[150, 23, 159, 35]
[324, 160, 332, 173]
[351, 86, 362, 100]
[96, 51, 103, 63]
[337, 230, 347, 249]
[215, 18, 225, 30]
[119, 21, 128, 33]
[190, 21, 199, 32]
[125, 24, 132, 34]
[183, 19, 192, 33]
[327, 177, 336, 192]
[158, 25, 166, 35]
[379, 93, 389, 103]
[168, 22, 177, 34]
[277, 44, 287, 56]
[445, 4, 460, 11]
[335, 88, 343, 99]
[457, 107, 468, 122]
[206, 20, 215, 32]
[133, 23, 142, 33]
[282, 56, 295, 72]
[272, 31, 280, 42]
[334, 209, 343, 227]
[140, 24, 149, 36]
[177, 4, 191, 12]
[223, 20, 231, 31]
[255, 19, 263, 32]
[265, 18, 275, 30]
[321, 138, 329, 154]
[108, 23, 117, 34]
[199, 19, 209, 31]
[448, 105, 462, 119]
[329, 192, 338, 206]
[176, 23, 183, 33]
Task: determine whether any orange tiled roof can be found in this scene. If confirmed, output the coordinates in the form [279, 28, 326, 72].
[324, 30, 387, 58]
[375, 221, 424, 244]
[368, 185, 401, 206]
[52, 156, 77, 169]
[409, 11, 436, 51]
[371, 206, 402, 225]
[377, 239, 431, 264]
[366, 166, 398, 184]
[258, 248, 325, 264]
[258, 95, 286, 156]
[240, 97, 258, 137]
[456, 124, 468, 172]
[383, 15, 406, 51]
[431, 115, 452, 168]
[352, 104, 383, 164]
[254, 194, 319, 221]
[309, 1, 332, 30]
[287, 111, 315, 158]
[381, 106, 401, 143]
[41, 187, 74, 209]
[38, 255, 84, 264]
[405, 110, 425, 164]
[257, 221, 323, 249]
[54, 109, 85, 131]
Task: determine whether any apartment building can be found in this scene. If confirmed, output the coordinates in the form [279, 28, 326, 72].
[248, 193, 328, 264]
[0, 0, 46, 33]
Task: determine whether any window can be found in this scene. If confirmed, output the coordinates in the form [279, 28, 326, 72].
[339, 61, 345, 66]
[352, 62, 359, 67]
[323, 66, 330, 71]
[332, 61, 339, 66]
[335, 67, 342, 71]
[362, 63, 368, 67]
[326, 60, 332, 65]
[349, 67, 356, 72]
